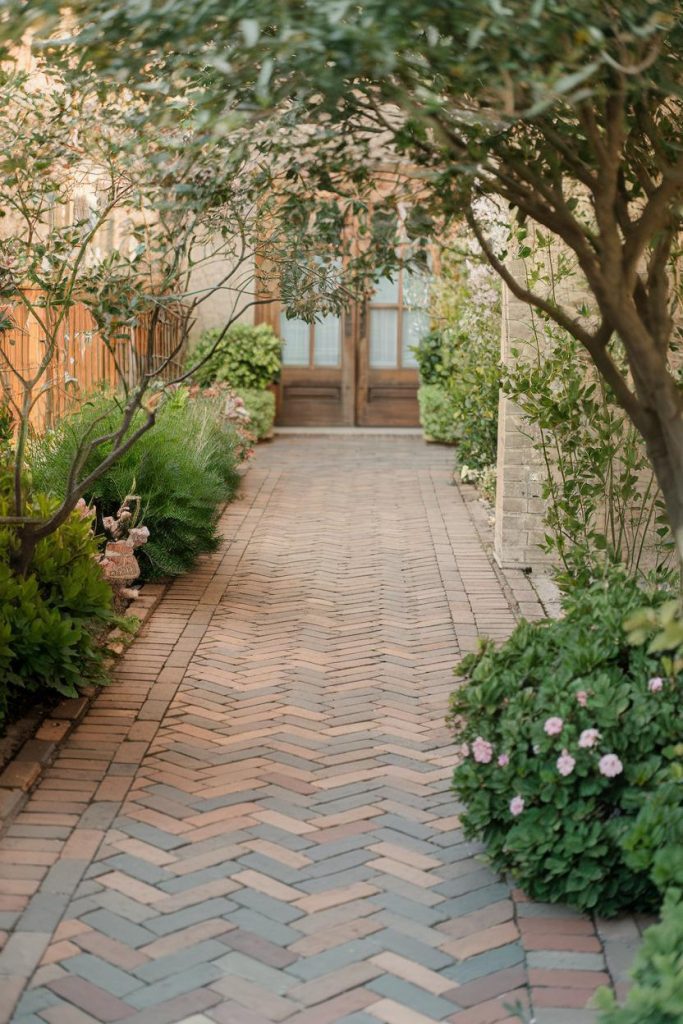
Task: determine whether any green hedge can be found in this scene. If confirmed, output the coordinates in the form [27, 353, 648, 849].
[595, 891, 683, 1024]
[417, 384, 459, 444]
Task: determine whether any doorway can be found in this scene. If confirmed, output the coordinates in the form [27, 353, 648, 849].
[257, 268, 428, 427]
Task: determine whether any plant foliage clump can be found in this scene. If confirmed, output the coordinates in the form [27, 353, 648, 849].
[0, 478, 114, 731]
[449, 571, 680, 917]
[416, 383, 459, 445]
[31, 390, 244, 581]
[188, 324, 282, 391]
[237, 388, 276, 440]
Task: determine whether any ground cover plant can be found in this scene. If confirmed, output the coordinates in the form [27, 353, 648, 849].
[449, 570, 680, 917]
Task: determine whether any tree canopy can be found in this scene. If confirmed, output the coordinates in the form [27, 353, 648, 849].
[4, 0, 683, 558]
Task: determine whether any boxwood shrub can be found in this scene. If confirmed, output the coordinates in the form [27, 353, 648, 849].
[449, 571, 680, 917]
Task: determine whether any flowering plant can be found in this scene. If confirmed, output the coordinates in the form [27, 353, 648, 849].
[448, 570, 681, 916]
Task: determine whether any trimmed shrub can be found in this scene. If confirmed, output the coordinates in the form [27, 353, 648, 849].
[0, 480, 114, 730]
[449, 571, 680, 917]
[417, 384, 459, 444]
[188, 323, 282, 390]
[31, 390, 243, 581]
[237, 388, 276, 440]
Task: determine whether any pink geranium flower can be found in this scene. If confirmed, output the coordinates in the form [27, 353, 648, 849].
[509, 796, 525, 816]
[544, 717, 564, 736]
[648, 677, 663, 693]
[497, 753, 509, 767]
[599, 754, 624, 778]
[578, 728, 600, 749]
[556, 750, 576, 776]
[472, 736, 493, 764]
[576, 691, 588, 706]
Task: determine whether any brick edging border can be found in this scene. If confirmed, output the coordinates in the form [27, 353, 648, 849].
[0, 581, 168, 836]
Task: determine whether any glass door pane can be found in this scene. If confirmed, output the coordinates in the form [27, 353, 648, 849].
[402, 309, 429, 368]
[280, 314, 309, 366]
[369, 309, 398, 368]
[313, 315, 341, 367]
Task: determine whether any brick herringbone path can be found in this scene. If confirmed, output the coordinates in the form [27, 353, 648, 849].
[0, 437, 610, 1024]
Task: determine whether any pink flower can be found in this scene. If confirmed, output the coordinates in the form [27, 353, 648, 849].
[556, 750, 576, 776]
[648, 677, 663, 693]
[599, 754, 624, 778]
[544, 717, 564, 736]
[576, 691, 588, 707]
[578, 728, 601, 749]
[472, 736, 494, 764]
[497, 754, 509, 767]
[509, 796, 525, 816]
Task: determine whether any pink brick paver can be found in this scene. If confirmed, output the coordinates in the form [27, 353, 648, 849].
[0, 436, 615, 1023]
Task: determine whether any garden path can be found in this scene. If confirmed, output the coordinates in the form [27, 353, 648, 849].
[1, 436, 632, 1024]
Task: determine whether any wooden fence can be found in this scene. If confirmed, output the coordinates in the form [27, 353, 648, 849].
[0, 292, 188, 432]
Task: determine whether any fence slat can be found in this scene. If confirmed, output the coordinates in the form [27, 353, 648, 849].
[0, 293, 187, 432]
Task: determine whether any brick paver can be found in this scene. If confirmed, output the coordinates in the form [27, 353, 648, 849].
[0, 437, 612, 1023]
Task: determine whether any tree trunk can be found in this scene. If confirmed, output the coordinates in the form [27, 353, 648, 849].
[10, 525, 39, 578]
[642, 416, 683, 574]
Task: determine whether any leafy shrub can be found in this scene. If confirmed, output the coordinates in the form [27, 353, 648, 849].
[620, 764, 683, 896]
[412, 329, 453, 386]
[448, 324, 500, 472]
[449, 571, 680, 916]
[502, 324, 670, 590]
[0, 479, 114, 730]
[237, 388, 276, 440]
[417, 384, 459, 444]
[595, 890, 683, 1024]
[188, 323, 282, 390]
[31, 389, 243, 581]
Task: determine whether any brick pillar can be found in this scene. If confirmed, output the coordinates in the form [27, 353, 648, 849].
[494, 276, 554, 570]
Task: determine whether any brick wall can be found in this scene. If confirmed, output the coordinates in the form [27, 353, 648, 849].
[494, 274, 555, 570]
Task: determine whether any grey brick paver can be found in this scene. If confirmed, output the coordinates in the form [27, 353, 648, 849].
[0, 437, 625, 1024]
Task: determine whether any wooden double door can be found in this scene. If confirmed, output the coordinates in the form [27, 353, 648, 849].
[258, 269, 428, 427]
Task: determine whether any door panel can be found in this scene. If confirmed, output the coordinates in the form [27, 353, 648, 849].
[355, 269, 422, 427]
[274, 309, 356, 426]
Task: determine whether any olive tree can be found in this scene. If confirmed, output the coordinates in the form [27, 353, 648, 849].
[6, 1, 683, 561]
[0, 61, 368, 573]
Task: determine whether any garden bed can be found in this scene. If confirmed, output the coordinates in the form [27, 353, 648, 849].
[0, 581, 167, 835]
